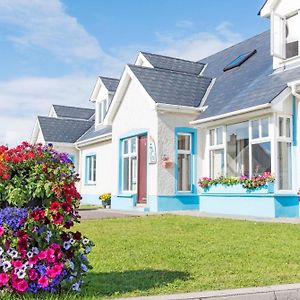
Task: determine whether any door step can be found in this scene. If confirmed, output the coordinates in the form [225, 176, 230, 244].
[134, 204, 150, 212]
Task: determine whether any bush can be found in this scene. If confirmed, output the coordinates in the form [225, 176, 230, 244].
[0, 142, 93, 294]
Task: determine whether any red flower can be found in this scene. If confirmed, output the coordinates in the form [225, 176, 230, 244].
[0, 273, 9, 286]
[28, 268, 38, 281]
[15, 280, 28, 293]
[52, 213, 64, 224]
[73, 231, 82, 240]
[0, 226, 4, 237]
[38, 276, 49, 288]
[50, 201, 60, 212]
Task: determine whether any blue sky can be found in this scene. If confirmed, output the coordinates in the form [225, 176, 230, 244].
[0, 0, 269, 146]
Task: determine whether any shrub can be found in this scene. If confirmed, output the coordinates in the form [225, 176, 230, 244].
[0, 142, 93, 294]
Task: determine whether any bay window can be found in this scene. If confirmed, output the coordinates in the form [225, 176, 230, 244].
[208, 117, 271, 179]
[122, 137, 137, 192]
[277, 116, 292, 190]
[85, 154, 96, 184]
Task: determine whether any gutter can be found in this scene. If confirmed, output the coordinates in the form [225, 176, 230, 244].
[288, 80, 300, 100]
[190, 103, 272, 126]
[155, 103, 207, 115]
[75, 133, 112, 148]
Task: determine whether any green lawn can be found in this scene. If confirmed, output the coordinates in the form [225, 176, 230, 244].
[4, 215, 300, 299]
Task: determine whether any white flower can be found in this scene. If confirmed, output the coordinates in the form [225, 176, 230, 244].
[45, 231, 52, 242]
[72, 281, 81, 291]
[3, 260, 11, 272]
[82, 238, 89, 246]
[0, 247, 3, 256]
[31, 247, 39, 254]
[69, 238, 75, 245]
[7, 249, 18, 258]
[27, 251, 33, 258]
[66, 259, 74, 270]
[63, 241, 71, 250]
[85, 246, 91, 254]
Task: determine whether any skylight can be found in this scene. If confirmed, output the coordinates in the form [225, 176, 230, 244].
[223, 49, 257, 72]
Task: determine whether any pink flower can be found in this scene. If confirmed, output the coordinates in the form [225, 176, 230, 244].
[38, 276, 49, 288]
[50, 243, 60, 250]
[16, 280, 28, 292]
[0, 273, 9, 285]
[12, 260, 23, 269]
[0, 226, 4, 237]
[38, 250, 47, 260]
[28, 268, 38, 281]
[29, 255, 38, 265]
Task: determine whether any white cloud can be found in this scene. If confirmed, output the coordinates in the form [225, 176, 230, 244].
[0, 0, 122, 73]
[0, 75, 95, 146]
[156, 22, 242, 60]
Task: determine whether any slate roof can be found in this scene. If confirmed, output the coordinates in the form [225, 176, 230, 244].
[195, 31, 300, 121]
[129, 64, 212, 107]
[53, 105, 94, 120]
[76, 125, 112, 143]
[142, 52, 205, 75]
[99, 76, 119, 92]
[38, 116, 93, 143]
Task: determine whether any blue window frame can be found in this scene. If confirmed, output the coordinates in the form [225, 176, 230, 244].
[175, 128, 197, 194]
[85, 154, 96, 184]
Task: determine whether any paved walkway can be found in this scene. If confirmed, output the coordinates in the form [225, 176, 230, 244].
[79, 208, 149, 220]
[117, 283, 300, 299]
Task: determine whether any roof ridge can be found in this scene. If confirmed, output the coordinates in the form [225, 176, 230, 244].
[38, 115, 94, 123]
[128, 64, 212, 79]
[198, 30, 269, 63]
[141, 51, 205, 65]
[52, 104, 94, 111]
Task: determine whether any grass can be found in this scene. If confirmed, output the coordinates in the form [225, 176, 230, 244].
[4, 215, 300, 299]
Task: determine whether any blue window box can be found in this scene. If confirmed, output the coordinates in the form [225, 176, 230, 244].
[201, 182, 274, 194]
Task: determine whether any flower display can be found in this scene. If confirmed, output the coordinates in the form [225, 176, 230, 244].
[0, 142, 93, 294]
[99, 193, 111, 207]
[198, 172, 275, 190]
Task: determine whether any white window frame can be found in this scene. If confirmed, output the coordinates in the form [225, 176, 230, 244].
[207, 127, 225, 178]
[276, 115, 293, 192]
[122, 137, 138, 193]
[271, 10, 300, 61]
[85, 154, 96, 185]
[208, 117, 272, 179]
[177, 133, 192, 192]
[96, 99, 108, 125]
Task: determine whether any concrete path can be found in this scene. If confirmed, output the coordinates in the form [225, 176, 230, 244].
[79, 208, 150, 220]
[117, 283, 300, 299]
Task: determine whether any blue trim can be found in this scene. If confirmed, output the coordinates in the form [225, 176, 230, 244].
[69, 154, 75, 165]
[84, 152, 96, 185]
[174, 127, 197, 195]
[118, 129, 148, 196]
[293, 95, 297, 146]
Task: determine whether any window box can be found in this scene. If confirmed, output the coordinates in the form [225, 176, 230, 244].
[201, 182, 274, 194]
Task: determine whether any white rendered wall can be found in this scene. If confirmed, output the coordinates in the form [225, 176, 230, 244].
[111, 78, 158, 196]
[157, 112, 198, 195]
[78, 140, 113, 197]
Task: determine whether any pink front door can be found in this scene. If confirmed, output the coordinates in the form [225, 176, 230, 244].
[137, 135, 147, 204]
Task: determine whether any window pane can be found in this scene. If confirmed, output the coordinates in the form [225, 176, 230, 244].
[92, 156, 96, 181]
[251, 120, 259, 139]
[131, 138, 136, 153]
[98, 103, 102, 123]
[177, 153, 191, 191]
[209, 129, 215, 146]
[131, 157, 137, 191]
[279, 117, 284, 137]
[178, 134, 191, 151]
[123, 157, 129, 190]
[252, 142, 271, 176]
[216, 128, 223, 145]
[278, 142, 292, 190]
[210, 149, 224, 179]
[286, 14, 299, 59]
[286, 118, 291, 138]
[261, 118, 269, 138]
[123, 140, 129, 154]
[226, 122, 249, 177]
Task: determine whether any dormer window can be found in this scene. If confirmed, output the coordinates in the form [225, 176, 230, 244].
[286, 13, 299, 59]
[271, 11, 300, 60]
[97, 99, 107, 124]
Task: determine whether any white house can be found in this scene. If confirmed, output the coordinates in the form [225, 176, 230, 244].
[32, 0, 300, 217]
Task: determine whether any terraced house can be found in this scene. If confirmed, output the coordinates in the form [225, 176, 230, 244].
[32, 0, 300, 217]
